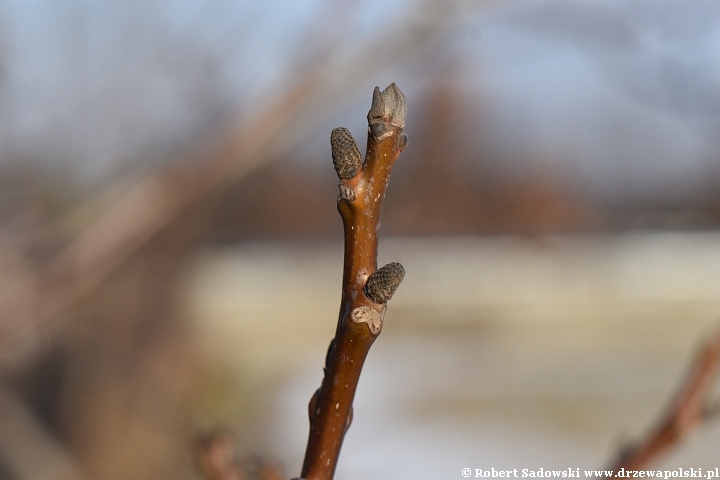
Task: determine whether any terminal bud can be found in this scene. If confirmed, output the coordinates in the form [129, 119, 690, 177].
[367, 83, 406, 141]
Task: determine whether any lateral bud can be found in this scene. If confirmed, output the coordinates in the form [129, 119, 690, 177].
[399, 133, 408, 151]
[367, 83, 406, 141]
[363, 262, 405, 304]
[330, 127, 362, 179]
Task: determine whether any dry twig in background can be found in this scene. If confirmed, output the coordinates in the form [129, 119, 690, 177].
[196, 431, 284, 480]
[298, 84, 408, 480]
[608, 325, 720, 471]
[196, 431, 244, 480]
[0, 0, 371, 371]
[0, 74, 319, 370]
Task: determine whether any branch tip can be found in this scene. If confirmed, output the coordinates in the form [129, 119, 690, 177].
[368, 83, 406, 140]
[302, 85, 408, 480]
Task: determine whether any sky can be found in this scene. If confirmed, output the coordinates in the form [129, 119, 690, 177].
[468, 0, 720, 202]
[1, 0, 720, 204]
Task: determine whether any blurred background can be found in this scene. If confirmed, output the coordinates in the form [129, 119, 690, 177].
[1, 0, 720, 478]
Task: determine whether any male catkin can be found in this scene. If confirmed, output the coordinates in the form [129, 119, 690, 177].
[363, 262, 405, 304]
[330, 127, 362, 180]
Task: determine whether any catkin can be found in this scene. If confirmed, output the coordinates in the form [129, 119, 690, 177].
[363, 262, 405, 304]
[330, 127, 362, 180]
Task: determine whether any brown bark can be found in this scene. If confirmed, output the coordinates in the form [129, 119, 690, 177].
[608, 326, 720, 471]
[299, 84, 408, 480]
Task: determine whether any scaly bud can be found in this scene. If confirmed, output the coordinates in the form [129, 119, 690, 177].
[363, 262, 405, 304]
[399, 133, 408, 151]
[367, 83, 407, 141]
[330, 127, 362, 179]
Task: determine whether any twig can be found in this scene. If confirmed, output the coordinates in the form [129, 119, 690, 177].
[607, 325, 720, 471]
[196, 431, 285, 480]
[299, 84, 408, 480]
[0, 0, 372, 371]
[0, 1, 460, 371]
[196, 431, 244, 480]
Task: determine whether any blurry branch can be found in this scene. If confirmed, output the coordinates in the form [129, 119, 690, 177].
[608, 326, 720, 471]
[300, 84, 407, 480]
[0, 386, 84, 480]
[0, 0, 463, 372]
[195, 431, 244, 480]
[196, 431, 284, 480]
[0, 73, 319, 369]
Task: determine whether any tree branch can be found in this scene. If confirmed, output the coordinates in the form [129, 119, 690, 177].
[608, 325, 720, 471]
[299, 84, 408, 480]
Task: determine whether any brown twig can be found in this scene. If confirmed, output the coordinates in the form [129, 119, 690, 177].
[608, 326, 720, 471]
[196, 431, 285, 480]
[0, 0, 460, 372]
[196, 431, 244, 480]
[0, 0, 376, 371]
[299, 84, 408, 480]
